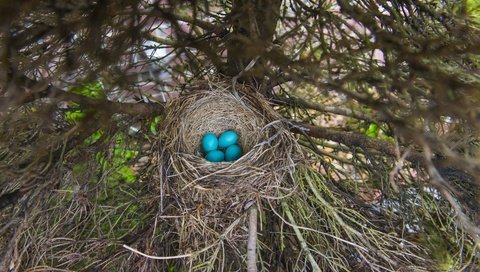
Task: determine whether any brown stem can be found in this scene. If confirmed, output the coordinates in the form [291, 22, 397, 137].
[1, 75, 164, 117]
[150, 8, 223, 34]
[273, 95, 380, 122]
[247, 206, 258, 272]
[289, 121, 425, 166]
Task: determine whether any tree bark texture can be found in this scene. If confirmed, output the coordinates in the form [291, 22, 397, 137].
[226, 0, 282, 79]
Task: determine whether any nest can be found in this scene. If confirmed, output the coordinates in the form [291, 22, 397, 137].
[159, 80, 301, 268]
[162, 81, 301, 199]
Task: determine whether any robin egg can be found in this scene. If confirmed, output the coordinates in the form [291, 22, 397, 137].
[205, 150, 225, 162]
[225, 144, 242, 161]
[218, 130, 239, 148]
[201, 133, 218, 153]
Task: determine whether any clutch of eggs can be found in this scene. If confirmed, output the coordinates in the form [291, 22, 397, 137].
[201, 130, 243, 162]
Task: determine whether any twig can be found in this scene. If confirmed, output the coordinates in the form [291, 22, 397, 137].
[274, 95, 378, 122]
[247, 206, 258, 272]
[421, 143, 480, 244]
[149, 8, 222, 34]
[388, 143, 411, 193]
[289, 121, 425, 166]
[1, 75, 164, 117]
[268, 199, 367, 251]
[232, 56, 260, 90]
[122, 242, 216, 260]
[144, 33, 178, 46]
[281, 201, 322, 272]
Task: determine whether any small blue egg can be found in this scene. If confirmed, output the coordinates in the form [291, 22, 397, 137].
[205, 150, 225, 162]
[218, 130, 239, 148]
[201, 133, 218, 153]
[225, 144, 242, 161]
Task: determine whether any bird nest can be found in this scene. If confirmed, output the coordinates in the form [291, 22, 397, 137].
[162, 81, 301, 202]
[158, 81, 302, 268]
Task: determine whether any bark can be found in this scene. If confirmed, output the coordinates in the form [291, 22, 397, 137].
[290, 121, 425, 166]
[226, 0, 282, 79]
[247, 206, 258, 272]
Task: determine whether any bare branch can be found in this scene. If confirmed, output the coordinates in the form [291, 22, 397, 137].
[1, 75, 164, 117]
[274, 95, 380, 122]
[247, 206, 258, 272]
[289, 121, 425, 166]
[149, 8, 224, 34]
[144, 33, 178, 47]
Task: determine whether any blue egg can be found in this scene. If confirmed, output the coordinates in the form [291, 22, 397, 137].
[201, 133, 218, 153]
[205, 150, 224, 162]
[218, 130, 239, 148]
[225, 144, 242, 161]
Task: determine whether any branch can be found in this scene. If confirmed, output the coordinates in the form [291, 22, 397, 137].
[282, 201, 322, 272]
[273, 95, 380, 122]
[247, 206, 258, 272]
[55, 89, 164, 117]
[144, 33, 178, 46]
[144, 33, 224, 69]
[167, 12, 222, 34]
[289, 121, 425, 166]
[422, 143, 480, 243]
[0, 1, 36, 27]
[0, 108, 107, 211]
[226, 0, 282, 77]
[1, 75, 164, 117]
[149, 8, 224, 34]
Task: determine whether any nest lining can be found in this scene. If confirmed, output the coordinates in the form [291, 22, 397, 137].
[178, 94, 265, 156]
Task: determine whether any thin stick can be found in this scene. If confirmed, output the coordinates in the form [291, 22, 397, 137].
[122, 242, 215, 260]
[282, 201, 322, 272]
[247, 206, 258, 272]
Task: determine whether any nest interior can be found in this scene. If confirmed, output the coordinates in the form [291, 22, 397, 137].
[162, 81, 301, 195]
[178, 93, 265, 156]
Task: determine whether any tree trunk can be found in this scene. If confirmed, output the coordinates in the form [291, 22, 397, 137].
[226, 0, 282, 80]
